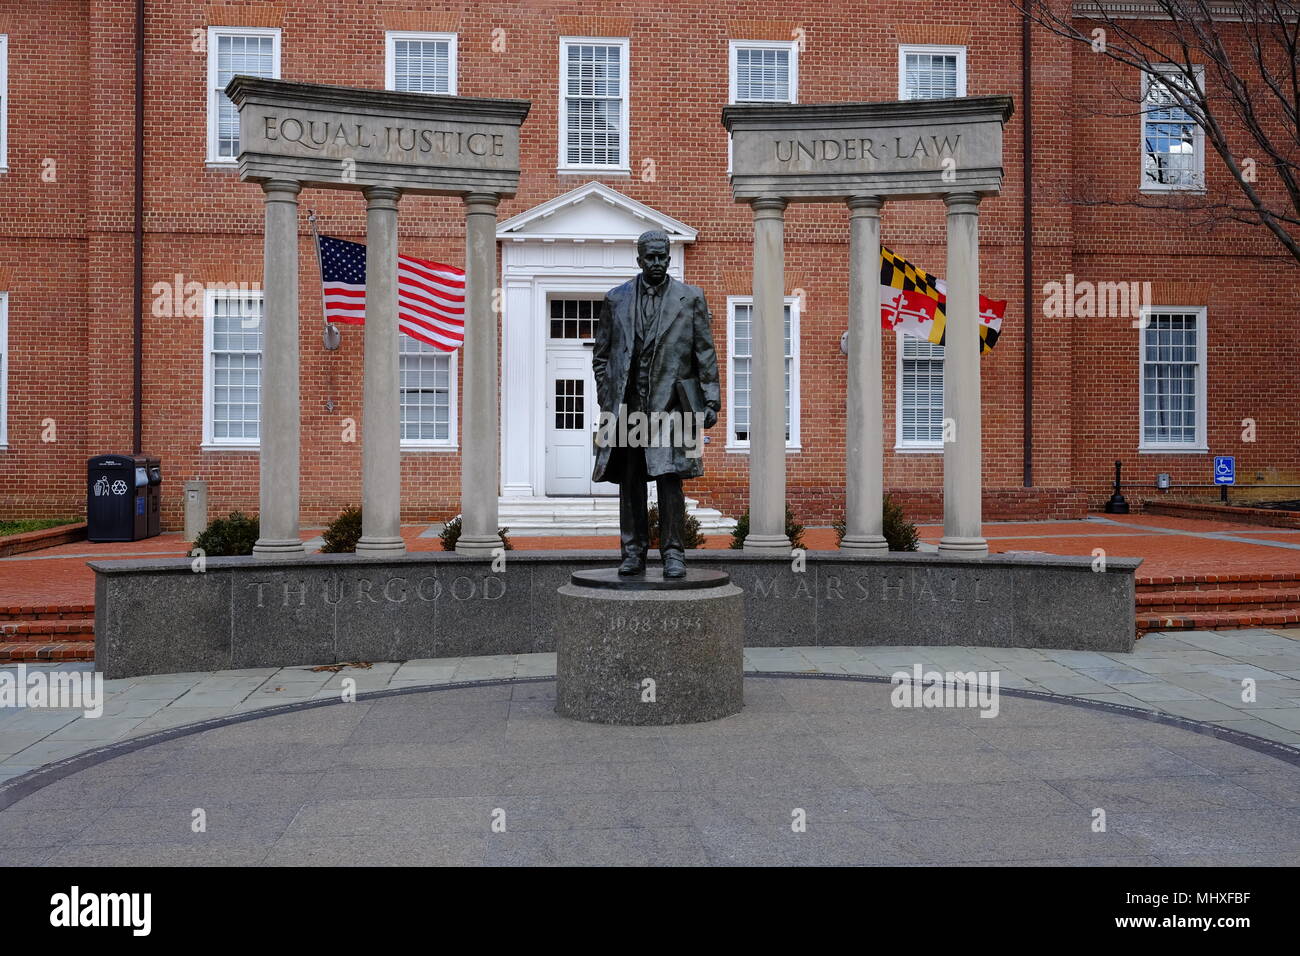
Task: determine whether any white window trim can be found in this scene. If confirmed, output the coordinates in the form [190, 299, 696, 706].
[399, 347, 459, 451]
[894, 333, 945, 453]
[385, 31, 458, 95]
[728, 39, 799, 105]
[1140, 64, 1206, 194]
[725, 295, 801, 453]
[557, 36, 631, 175]
[0, 35, 9, 172]
[1138, 305, 1208, 454]
[206, 26, 282, 167]
[201, 287, 262, 451]
[0, 292, 8, 449]
[897, 44, 967, 99]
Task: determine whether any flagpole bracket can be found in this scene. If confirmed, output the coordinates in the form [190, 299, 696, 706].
[307, 207, 343, 351]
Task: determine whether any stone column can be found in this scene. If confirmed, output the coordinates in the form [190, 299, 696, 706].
[745, 197, 791, 553]
[253, 180, 306, 559]
[356, 186, 406, 556]
[456, 192, 503, 558]
[938, 192, 988, 556]
[841, 196, 888, 552]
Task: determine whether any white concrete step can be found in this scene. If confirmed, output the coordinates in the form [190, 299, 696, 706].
[496, 496, 736, 537]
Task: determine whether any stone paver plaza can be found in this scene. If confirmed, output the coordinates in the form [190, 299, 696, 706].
[2, 630, 1298, 866]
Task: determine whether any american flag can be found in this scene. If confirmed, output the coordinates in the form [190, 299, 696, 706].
[317, 234, 466, 352]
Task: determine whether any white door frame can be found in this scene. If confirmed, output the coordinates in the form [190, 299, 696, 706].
[499, 244, 686, 498]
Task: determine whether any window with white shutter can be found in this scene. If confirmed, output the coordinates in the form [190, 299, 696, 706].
[1140, 308, 1207, 451]
[204, 291, 263, 447]
[727, 298, 800, 450]
[0, 35, 9, 171]
[559, 37, 630, 172]
[0, 292, 8, 448]
[899, 45, 966, 100]
[386, 32, 457, 94]
[207, 27, 280, 164]
[729, 41, 798, 104]
[897, 337, 945, 450]
[400, 335, 456, 447]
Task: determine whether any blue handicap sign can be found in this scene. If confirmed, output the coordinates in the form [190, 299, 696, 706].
[1213, 456, 1235, 485]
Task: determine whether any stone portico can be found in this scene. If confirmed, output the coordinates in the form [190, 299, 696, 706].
[723, 96, 1015, 558]
[226, 76, 530, 560]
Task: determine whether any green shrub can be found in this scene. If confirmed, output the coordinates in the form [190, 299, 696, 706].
[832, 495, 920, 552]
[729, 502, 804, 550]
[883, 495, 920, 552]
[319, 506, 363, 553]
[647, 504, 706, 550]
[439, 515, 513, 552]
[193, 511, 259, 556]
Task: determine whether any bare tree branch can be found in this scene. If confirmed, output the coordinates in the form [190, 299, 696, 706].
[1015, 0, 1300, 263]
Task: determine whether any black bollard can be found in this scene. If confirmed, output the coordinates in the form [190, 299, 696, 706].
[1104, 459, 1130, 514]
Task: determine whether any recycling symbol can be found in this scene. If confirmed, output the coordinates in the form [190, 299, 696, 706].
[111, 479, 128, 496]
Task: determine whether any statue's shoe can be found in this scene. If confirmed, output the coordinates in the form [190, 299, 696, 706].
[662, 555, 687, 579]
[617, 558, 646, 575]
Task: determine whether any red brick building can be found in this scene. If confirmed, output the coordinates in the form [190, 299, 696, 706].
[0, 1, 1294, 532]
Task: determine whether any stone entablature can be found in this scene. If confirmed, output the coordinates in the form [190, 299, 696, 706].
[724, 96, 1014, 201]
[228, 76, 529, 195]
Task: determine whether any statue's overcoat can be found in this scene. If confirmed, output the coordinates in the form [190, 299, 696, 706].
[591, 276, 720, 481]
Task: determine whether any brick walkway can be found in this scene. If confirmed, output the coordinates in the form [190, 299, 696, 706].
[5, 514, 1300, 608]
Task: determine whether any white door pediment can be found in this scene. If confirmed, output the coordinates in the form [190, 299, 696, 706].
[497, 181, 698, 244]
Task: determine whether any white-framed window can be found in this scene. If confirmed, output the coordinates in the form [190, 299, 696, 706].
[558, 36, 630, 173]
[207, 26, 281, 165]
[1141, 65, 1205, 191]
[727, 39, 798, 172]
[1139, 307, 1207, 452]
[896, 336, 945, 451]
[202, 289, 263, 449]
[899, 44, 966, 100]
[400, 335, 457, 449]
[0, 35, 9, 172]
[729, 39, 798, 104]
[0, 292, 8, 448]
[386, 31, 457, 94]
[726, 296, 800, 451]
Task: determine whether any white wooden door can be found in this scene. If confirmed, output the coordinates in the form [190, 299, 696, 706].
[544, 347, 599, 495]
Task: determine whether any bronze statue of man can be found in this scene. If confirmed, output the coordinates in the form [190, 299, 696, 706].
[592, 230, 720, 578]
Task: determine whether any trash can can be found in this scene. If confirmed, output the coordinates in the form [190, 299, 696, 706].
[86, 453, 161, 542]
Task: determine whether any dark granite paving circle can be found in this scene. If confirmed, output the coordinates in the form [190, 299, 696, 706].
[2, 676, 1298, 867]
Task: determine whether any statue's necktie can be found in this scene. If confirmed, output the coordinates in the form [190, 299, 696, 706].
[639, 288, 658, 341]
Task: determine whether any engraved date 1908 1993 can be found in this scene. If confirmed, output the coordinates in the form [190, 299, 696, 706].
[607, 616, 703, 634]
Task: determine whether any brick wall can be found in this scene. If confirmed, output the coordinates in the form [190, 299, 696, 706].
[0, 0, 1292, 530]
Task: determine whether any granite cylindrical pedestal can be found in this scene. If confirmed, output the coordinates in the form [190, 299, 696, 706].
[556, 569, 744, 725]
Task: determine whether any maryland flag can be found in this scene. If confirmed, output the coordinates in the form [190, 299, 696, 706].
[879, 246, 1005, 353]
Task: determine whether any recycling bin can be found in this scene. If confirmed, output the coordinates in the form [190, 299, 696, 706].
[86, 453, 161, 542]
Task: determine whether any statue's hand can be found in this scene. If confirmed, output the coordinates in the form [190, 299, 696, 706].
[703, 408, 718, 429]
